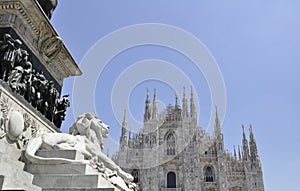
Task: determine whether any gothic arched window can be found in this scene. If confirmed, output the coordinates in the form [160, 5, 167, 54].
[167, 171, 176, 188]
[166, 133, 175, 155]
[204, 166, 215, 182]
[131, 169, 139, 183]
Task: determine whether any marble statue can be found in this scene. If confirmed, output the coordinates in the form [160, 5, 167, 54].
[25, 112, 136, 190]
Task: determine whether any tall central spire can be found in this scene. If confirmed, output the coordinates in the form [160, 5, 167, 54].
[152, 88, 158, 119]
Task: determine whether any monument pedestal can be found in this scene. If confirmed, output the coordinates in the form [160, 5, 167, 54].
[25, 150, 120, 191]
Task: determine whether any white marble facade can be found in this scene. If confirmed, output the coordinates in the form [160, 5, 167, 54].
[116, 89, 265, 191]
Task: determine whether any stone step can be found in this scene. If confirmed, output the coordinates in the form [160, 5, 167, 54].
[0, 160, 34, 184]
[43, 188, 115, 191]
[1, 175, 41, 191]
[33, 174, 115, 189]
[36, 150, 85, 160]
[0, 152, 25, 169]
[25, 163, 97, 175]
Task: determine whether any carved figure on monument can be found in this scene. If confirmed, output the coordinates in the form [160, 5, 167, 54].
[0, 34, 20, 81]
[13, 39, 23, 64]
[25, 112, 137, 190]
[22, 60, 33, 100]
[33, 71, 48, 113]
[53, 94, 70, 128]
[37, 0, 58, 19]
[30, 69, 38, 107]
[7, 65, 24, 93]
[15, 49, 29, 68]
[44, 81, 59, 121]
[8, 50, 32, 95]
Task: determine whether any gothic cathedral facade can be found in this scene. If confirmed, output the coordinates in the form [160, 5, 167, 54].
[117, 88, 265, 191]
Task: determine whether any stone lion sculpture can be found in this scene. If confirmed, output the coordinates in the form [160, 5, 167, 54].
[25, 112, 134, 184]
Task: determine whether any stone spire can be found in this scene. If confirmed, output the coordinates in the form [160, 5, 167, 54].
[190, 86, 196, 118]
[238, 145, 242, 161]
[120, 109, 127, 144]
[214, 106, 221, 137]
[215, 106, 224, 153]
[242, 125, 250, 161]
[144, 88, 151, 122]
[152, 88, 158, 119]
[122, 109, 127, 130]
[249, 125, 259, 164]
[234, 145, 237, 160]
[175, 93, 179, 109]
[182, 86, 188, 118]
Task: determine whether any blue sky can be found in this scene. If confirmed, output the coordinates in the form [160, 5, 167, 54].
[51, 1, 300, 190]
